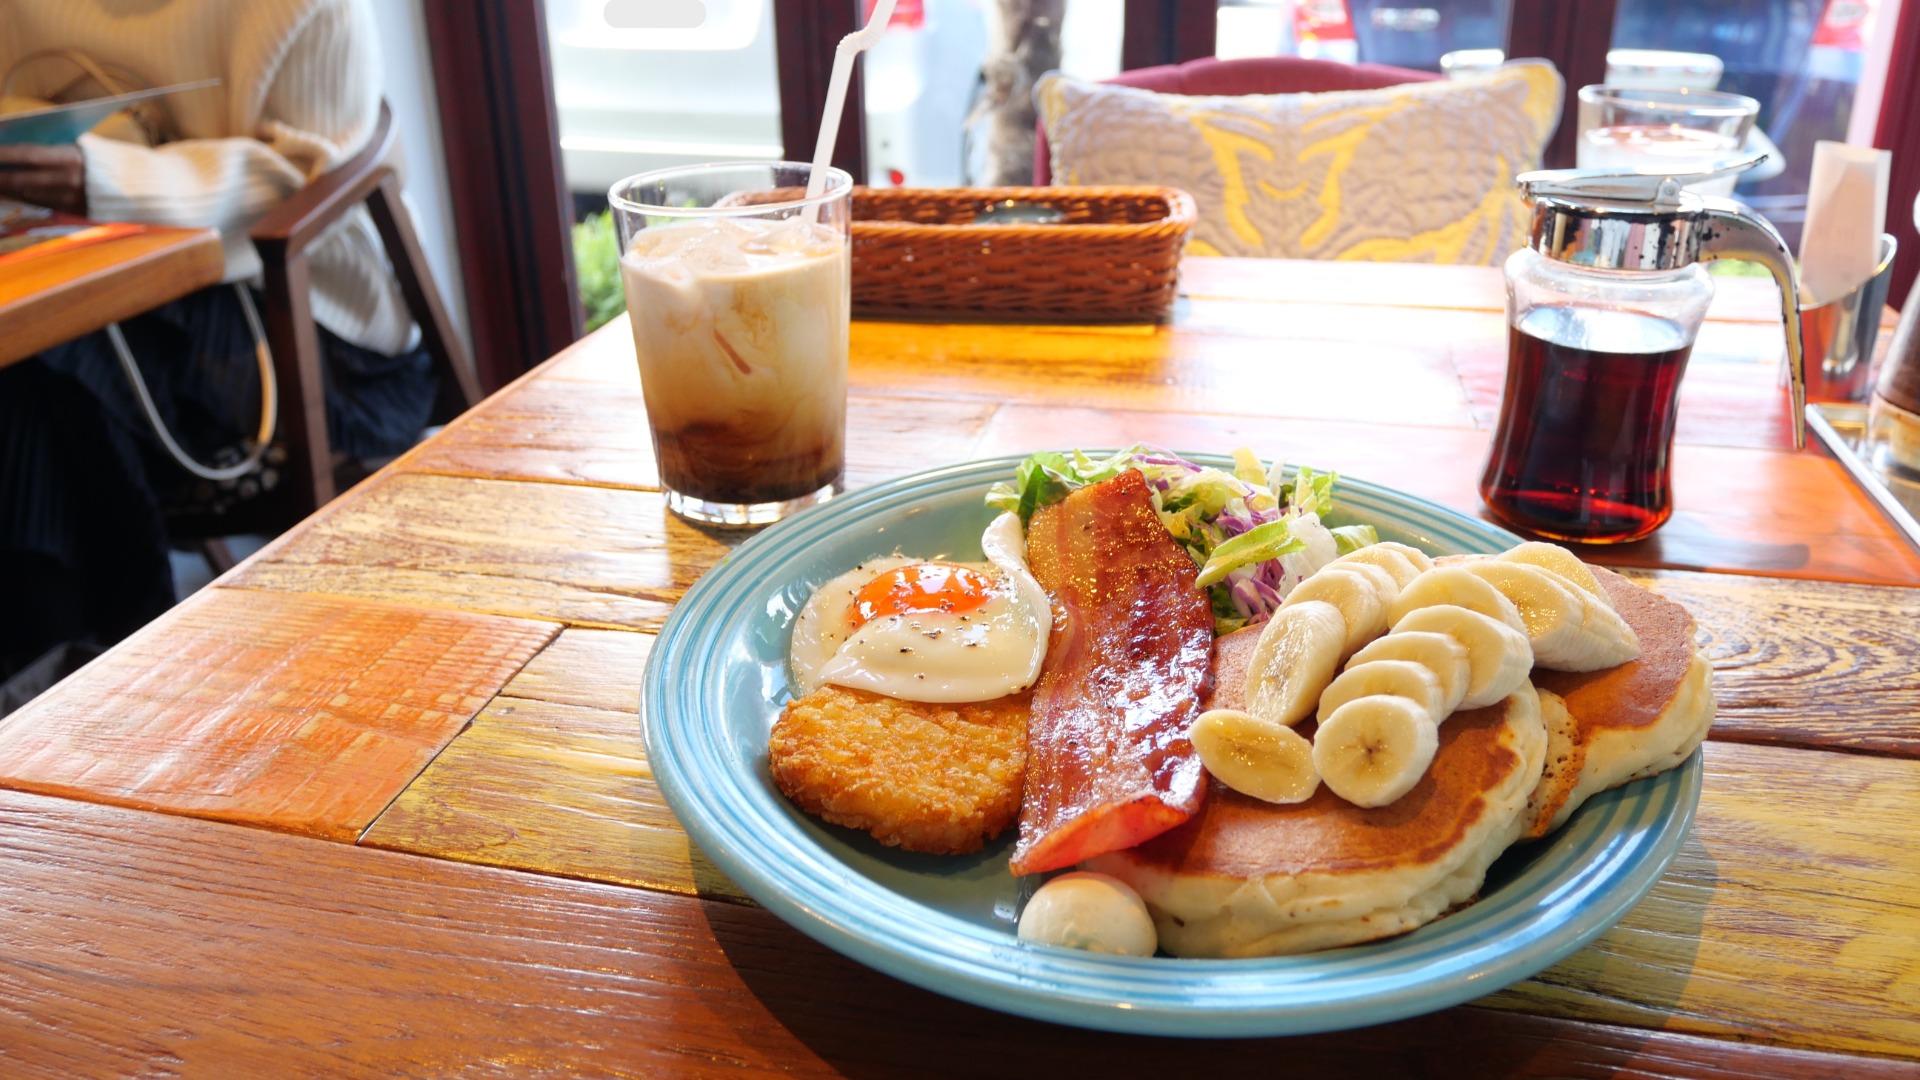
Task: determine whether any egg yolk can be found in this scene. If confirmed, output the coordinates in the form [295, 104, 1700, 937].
[850, 562, 997, 628]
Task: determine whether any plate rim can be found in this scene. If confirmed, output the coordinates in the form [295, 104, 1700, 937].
[641, 454, 1703, 1036]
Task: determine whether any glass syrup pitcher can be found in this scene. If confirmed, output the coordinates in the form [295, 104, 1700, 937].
[1480, 154, 1807, 543]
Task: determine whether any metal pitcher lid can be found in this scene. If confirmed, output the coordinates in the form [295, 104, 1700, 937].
[1518, 154, 1766, 271]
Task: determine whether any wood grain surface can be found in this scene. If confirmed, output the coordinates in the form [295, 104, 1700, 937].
[361, 693, 745, 900]
[498, 626, 652, 714]
[1631, 570, 1920, 756]
[533, 300, 1920, 585]
[1174, 257, 1898, 330]
[353, 651, 1920, 1060]
[2, 786, 1911, 1079]
[358, 628, 742, 895]
[351, 567, 1920, 908]
[1487, 740, 1920, 1058]
[400, 381, 997, 493]
[13, 256, 1920, 1073]
[228, 472, 735, 630]
[972, 403, 1920, 586]
[0, 226, 225, 367]
[0, 588, 556, 839]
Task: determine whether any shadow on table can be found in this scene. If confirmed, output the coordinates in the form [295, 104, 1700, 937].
[1486, 832, 1716, 1022]
[695, 835, 1725, 1077]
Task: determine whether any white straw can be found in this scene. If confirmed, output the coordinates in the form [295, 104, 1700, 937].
[803, 0, 897, 219]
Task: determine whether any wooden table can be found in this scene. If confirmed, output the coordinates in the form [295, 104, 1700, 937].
[0, 224, 224, 367]
[2, 259, 1917, 1077]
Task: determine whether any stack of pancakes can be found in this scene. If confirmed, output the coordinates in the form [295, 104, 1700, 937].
[1089, 566, 1712, 957]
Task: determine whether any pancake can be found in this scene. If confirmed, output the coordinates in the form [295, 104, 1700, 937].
[1522, 566, 1714, 837]
[1086, 627, 1547, 957]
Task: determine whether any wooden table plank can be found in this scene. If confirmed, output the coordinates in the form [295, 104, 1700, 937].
[498, 626, 652, 714]
[358, 627, 731, 894]
[1175, 258, 1897, 331]
[0, 226, 225, 367]
[15, 254, 1919, 1073]
[1631, 570, 1920, 757]
[399, 382, 997, 493]
[0, 589, 556, 840]
[550, 314, 1481, 429]
[227, 472, 734, 631]
[361, 692, 745, 899]
[970, 403, 1920, 586]
[1486, 740, 1920, 1058]
[2, 786, 1909, 1078]
[361, 637, 1920, 1060]
[513, 319, 1915, 584]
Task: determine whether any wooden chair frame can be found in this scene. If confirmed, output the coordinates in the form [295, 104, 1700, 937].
[248, 100, 480, 514]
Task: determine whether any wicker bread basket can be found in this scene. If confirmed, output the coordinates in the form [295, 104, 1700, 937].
[850, 186, 1195, 321]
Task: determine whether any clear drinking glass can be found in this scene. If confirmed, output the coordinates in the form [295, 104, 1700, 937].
[1576, 85, 1759, 197]
[609, 162, 854, 527]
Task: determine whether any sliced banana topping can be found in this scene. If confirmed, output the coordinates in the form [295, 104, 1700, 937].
[1245, 600, 1347, 727]
[1312, 695, 1439, 808]
[1240, 543, 1629, 813]
[1387, 566, 1527, 633]
[1390, 603, 1534, 710]
[1372, 541, 1435, 576]
[1281, 563, 1392, 657]
[1190, 708, 1321, 804]
[1459, 562, 1640, 672]
[1497, 542, 1610, 607]
[1317, 659, 1444, 725]
[1348, 631, 1470, 716]
[1337, 544, 1424, 588]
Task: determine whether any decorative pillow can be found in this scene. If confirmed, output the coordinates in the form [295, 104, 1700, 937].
[1035, 62, 1562, 266]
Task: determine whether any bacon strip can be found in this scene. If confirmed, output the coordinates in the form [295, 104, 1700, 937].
[1009, 469, 1213, 876]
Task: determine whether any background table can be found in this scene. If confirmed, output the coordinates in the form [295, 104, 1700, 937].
[2, 259, 1916, 1077]
[0, 224, 224, 367]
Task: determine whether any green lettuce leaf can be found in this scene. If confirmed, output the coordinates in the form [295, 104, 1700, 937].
[1195, 518, 1305, 589]
[1289, 465, 1338, 517]
[984, 447, 1143, 522]
[1331, 524, 1379, 555]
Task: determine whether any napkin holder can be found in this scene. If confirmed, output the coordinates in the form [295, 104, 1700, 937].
[1798, 233, 1898, 403]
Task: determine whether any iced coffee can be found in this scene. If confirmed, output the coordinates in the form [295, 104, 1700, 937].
[610, 163, 853, 526]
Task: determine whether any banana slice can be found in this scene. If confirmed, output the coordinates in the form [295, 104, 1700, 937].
[1460, 562, 1640, 672]
[1348, 631, 1471, 717]
[1317, 659, 1445, 725]
[1391, 604, 1533, 709]
[1282, 563, 1395, 657]
[1245, 600, 1347, 727]
[1312, 695, 1440, 808]
[1337, 545, 1423, 588]
[1387, 566, 1526, 633]
[1373, 542, 1435, 575]
[1190, 708, 1321, 804]
[1574, 589, 1642, 669]
[1498, 542, 1610, 607]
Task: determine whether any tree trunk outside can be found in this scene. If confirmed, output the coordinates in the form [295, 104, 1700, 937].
[967, 0, 1065, 185]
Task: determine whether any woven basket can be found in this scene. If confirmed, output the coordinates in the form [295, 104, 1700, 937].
[849, 186, 1195, 321]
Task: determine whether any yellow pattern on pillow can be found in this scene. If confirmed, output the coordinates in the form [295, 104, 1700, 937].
[1036, 63, 1562, 266]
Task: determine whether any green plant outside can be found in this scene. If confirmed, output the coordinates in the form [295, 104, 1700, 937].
[574, 210, 626, 331]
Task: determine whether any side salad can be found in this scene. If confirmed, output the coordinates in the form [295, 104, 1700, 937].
[986, 447, 1377, 633]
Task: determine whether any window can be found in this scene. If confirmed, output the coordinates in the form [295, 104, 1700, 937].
[543, 0, 786, 200]
[861, 0, 1123, 187]
[1216, 0, 1511, 69]
[1605, 0, 1890, 243]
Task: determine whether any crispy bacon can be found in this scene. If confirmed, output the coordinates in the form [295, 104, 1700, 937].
[1008, 469, 1213, 876]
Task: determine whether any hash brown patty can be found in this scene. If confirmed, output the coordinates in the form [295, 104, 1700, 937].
[768, 685, 1029, 854]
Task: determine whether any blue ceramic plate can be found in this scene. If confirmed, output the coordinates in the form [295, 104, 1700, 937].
[641, 456, 1702, 1037]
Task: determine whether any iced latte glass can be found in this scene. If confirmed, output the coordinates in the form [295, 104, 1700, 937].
[609, 162, 854, 526]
